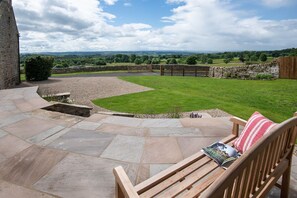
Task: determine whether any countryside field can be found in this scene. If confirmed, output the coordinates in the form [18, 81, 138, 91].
[93, 76, 297, 122]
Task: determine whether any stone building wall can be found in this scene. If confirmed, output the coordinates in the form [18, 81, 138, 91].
[0, 0, 20, 89]
[208, 61, 279, 79]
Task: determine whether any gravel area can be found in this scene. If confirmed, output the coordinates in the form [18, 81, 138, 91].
[22, 76, 153, 113]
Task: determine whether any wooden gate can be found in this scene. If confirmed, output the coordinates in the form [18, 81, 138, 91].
[278, 57, 297, 79]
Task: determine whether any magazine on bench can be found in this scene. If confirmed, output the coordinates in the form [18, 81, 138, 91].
[202, 142, 241, 169]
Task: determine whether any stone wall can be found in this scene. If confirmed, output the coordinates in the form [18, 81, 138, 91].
[208, 61, 279, 79]
[0, 0, 20, 89]
[52, 65, 155, 74]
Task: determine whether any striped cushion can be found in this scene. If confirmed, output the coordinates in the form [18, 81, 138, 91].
[234, 112, 277, 153]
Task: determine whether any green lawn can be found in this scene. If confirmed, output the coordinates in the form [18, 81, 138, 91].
[92, 76, 297, 122]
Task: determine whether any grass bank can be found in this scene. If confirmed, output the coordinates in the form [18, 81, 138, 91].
[92, 76, 297, 122]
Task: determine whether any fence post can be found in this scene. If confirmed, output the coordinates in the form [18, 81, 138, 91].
[195, 67, 197, 77]
[171, 65, 173, 76]
[183, 66, 185, 76]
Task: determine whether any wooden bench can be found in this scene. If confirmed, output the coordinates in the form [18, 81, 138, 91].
[113, 113, 297, 197]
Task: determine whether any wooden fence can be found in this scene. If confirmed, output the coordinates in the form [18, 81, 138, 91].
[278, 56, 297, 79]
[160, 65, 210, 77]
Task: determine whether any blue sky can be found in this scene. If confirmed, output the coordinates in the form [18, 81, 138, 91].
[12, 0, 297, 52]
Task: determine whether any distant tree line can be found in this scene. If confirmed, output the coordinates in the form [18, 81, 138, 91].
[20, 48, 297, 68]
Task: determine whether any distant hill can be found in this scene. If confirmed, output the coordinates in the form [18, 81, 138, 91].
[21, 51, 202, 56]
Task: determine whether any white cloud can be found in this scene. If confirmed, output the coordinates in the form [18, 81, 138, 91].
[261, 0, 294, 7]
[103, 0, 118, 6]
[12, 0, 297, 52]
[123, 2, 132, 7]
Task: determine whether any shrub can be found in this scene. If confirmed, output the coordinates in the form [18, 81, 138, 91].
[223, 58, 231, 64]
[186, 56, 197, 65]
[25, 56, 54, 81]
[259, 53, 268, 62]
[134, 58, 142, 65]
[207, 58, 213, 64]
[95, 59, 107, 66]
[166, 58, 177, 64]
[255, 74, 273, 80]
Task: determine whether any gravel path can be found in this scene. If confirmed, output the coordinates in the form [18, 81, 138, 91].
[23, 76, 153, 113]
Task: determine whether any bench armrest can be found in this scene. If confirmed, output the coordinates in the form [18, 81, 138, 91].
[230, 117, 247, 137]
[113, 166, 139, 198]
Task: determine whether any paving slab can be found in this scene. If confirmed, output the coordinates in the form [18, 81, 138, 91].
[72, 121, 102, 130]
[142, 137, 183, 164]
[150, 164, 173, 177]
[101, 116, 143, 127]
[27, 126, 65, 144]
[0, 113, 30, 128]
[199, 126, 231, 137]
[0, 129, 8, 138]
[180, 118, 231, 129]
[13, 98, 36, 112]
[140, 119, 183, 128]
[96, 123, 149, 136]
[136, 164, 150, 184]
[0, 145, 68, 187]
[2, 117, 58, 139]
[84, 113, 109, 122]
[177, 137, 224, 158]
[33, 153, 137, 198]
[37, 128, 72, 147]
[148, 127, 203, 137]
[0, 180, 55, 198]
[101, 135, 145, 163]
[30, 109, 83, 128]
[48, 128, 115, 157]
[0, 135, 31, 160]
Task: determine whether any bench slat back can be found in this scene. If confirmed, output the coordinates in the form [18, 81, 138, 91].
[201, 117, 297, 198]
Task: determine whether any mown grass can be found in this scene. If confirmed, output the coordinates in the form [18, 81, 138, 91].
[92, 76, 297, 122]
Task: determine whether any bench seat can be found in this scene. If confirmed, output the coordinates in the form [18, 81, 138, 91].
[114, 114, 297, 198]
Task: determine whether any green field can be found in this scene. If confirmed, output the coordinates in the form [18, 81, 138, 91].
[92, 76, 297, 122]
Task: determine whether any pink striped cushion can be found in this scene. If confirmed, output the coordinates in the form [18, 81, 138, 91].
[234, 112, 277, 153]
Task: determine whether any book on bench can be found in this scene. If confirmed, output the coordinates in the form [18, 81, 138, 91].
[202, 142, 241, 169]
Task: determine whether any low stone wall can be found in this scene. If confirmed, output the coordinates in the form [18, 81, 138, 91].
[52, 66, 128, 74]
[43, 102, 92, 117]
[208, 62, 279, 79]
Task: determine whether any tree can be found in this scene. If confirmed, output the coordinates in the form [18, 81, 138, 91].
[201, 55, 208, 64]
[151, 58, 161, 64]
[130, 54, 136, 63]
[134, 58, 142, 65]
[259, 53, 267, 62]
[207, 58, 213, 64]
[186, 56, 197, 65]
[239, 54, 245, 62]
[223, 58, 231, 64]
[167, 58, 177, 64]
[250, 55, 258, 61]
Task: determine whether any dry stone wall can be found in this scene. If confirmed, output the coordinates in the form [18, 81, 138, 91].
[0, 0, 20, 89]
[208, 61, 279, 79]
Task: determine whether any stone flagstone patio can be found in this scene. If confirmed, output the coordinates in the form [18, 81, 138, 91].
[0, 86, 296, 197]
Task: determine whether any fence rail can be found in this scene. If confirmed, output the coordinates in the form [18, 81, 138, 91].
[160, 65, 210, 77]
[278, 56, 297, 79]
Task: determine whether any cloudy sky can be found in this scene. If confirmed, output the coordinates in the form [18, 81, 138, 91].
[12, 0, 297, 53]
